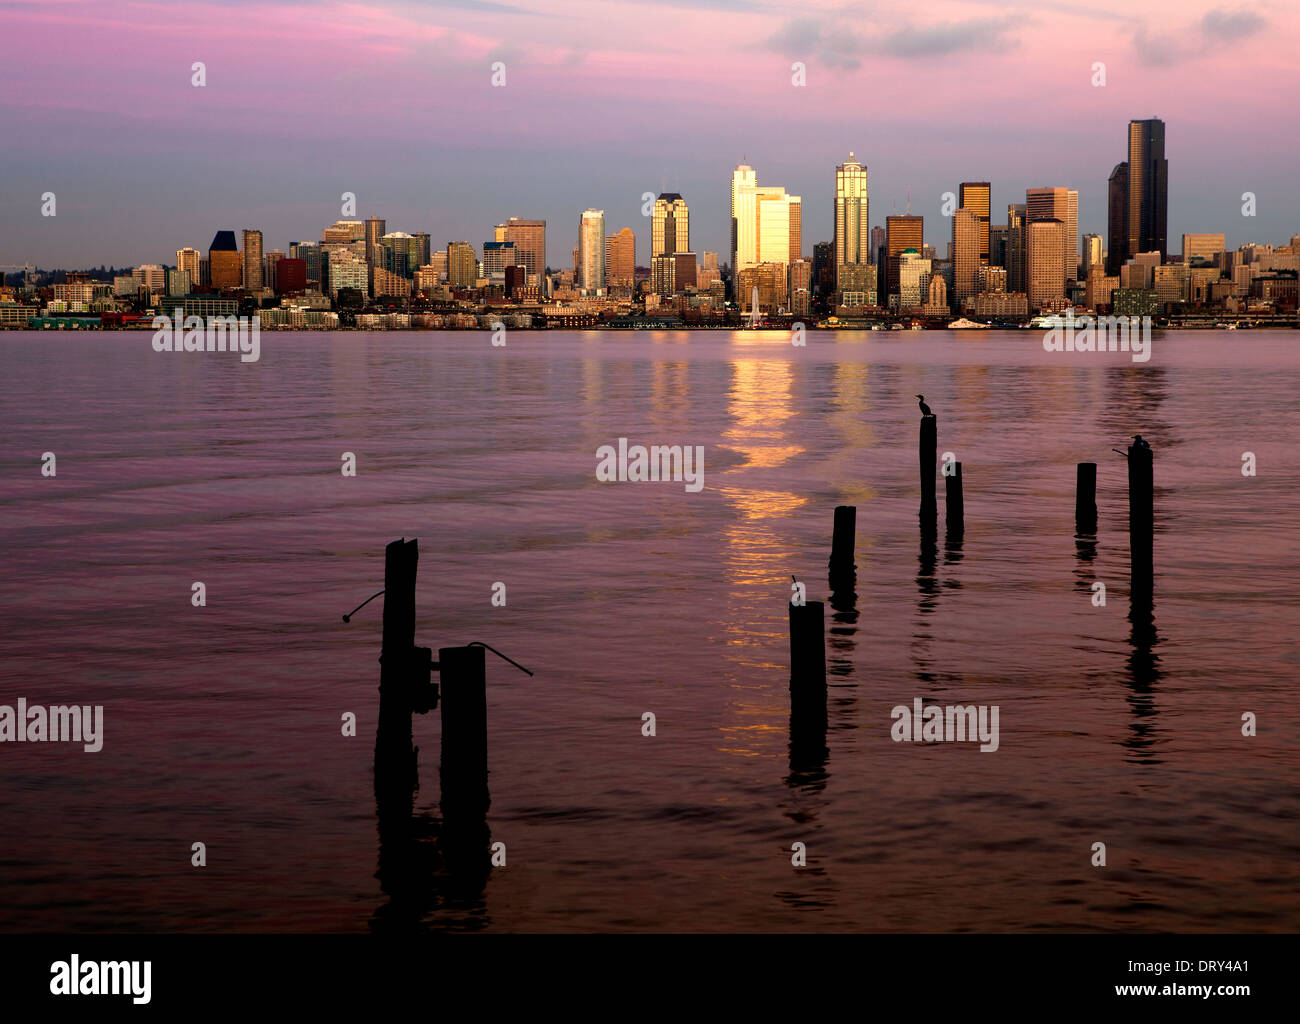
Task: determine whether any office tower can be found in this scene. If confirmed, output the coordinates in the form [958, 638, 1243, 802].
[240, 230, 264, 290]
[651, 255, 675, 296]
[605, 228, 636, 288]
[732, 166, 801, 269]
[1127, 118, 1168, 261]
[176, 247, 201, 279]
[276, 259, 306, 294]
[1026, 219, 1066, 310]
[885, 215, 924, 301]
[264, 250, 283, 291]
[897, 250, 931, 309]
[208, 230, 242, 289]
[365, 217, 386, 248]
[290, 242, 323, 289]
[812, 241, 834, 297]
[696, 249, 720, 289]
[952, 208, 980, 307]
[483, 241, 517, 276]
[959, 182, 991, 263]
[834, 152, 871, 290]
[730, 163, 757, 272]
[579, 209, 606, 294]
[502, 218, 546, 284]
[652, 194, 689, 258]
[1107, 162, 1130, 275]
[166, 269, 190, 297]
[412, 233, 431, 269]
[1026, 187, 1078, 281]
[787, 195, 802, 261]
[1006, 204, 1026, 293]
[1081, 234, 1104, 276]
[989, 224, 1008, 268]
[447, 241, 477, 289]
[381, 232, 423, 278]
[674, 252, 697, 291]
[322, 220, 366, 244]
[328, 250, 368, 299]
[1182, 233, 1225, 264]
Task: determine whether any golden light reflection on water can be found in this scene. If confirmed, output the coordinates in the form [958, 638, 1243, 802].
[717, 354, 808, 760]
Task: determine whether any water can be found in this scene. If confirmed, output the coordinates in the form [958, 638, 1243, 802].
[1, 328, 1298, 933]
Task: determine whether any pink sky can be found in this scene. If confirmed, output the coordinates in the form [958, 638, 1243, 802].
[1, 0, 1295, 266]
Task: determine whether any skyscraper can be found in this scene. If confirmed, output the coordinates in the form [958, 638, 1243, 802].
[208, 230, 241, 289]
[241, 229, 263, 290]
[175, 247, 201, 280]
[834, 153, 870, 289]
[447, 241, 477, 289]
[730, 164, 757, 273]
[502, 218, 546, 284]
[1026, 187, 1079, 282]
[885, 215, 924, 302]
[952, 208, 980, 308]
[605, 228, 636, 288]
[1026, 219, 1066, 310]
[652, 194, 689, 259]
[959, 182, 991, 263]
[1127, 118, 1168, 261]
[579, 209, 606, 295]
[1107, 162, 1130, 275]
[1005, 204, 1026, 294]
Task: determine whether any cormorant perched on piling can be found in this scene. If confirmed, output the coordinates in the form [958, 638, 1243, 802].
[1132, 434, 1150, 449]
[916, 394, 933, 417]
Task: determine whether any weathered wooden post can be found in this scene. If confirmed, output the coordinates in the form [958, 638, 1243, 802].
[920, 414, 937, 516]
[375, 538, 420, 796]
[1075, 462, 1097, 534]
[439, 643, 490, 823]
[829, 505, 856, 583]
[1127, 440, 1154, 580]
[945, 461, 963, 535]
[788, 599, 827, 767]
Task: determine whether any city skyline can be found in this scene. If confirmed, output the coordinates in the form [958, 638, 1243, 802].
[1, 0, 1296, 266]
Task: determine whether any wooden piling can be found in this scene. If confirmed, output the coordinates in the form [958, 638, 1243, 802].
[1075, 462, 1097, 534]
[788, 599, 827, 749]
[945, 462, 964, 534]
[375, 538, 419, 793]
[1127, 443, 1154, 579]
[829, 505, 856, 577]
[439, 643, 490, 822]
[920, 415, 937, 516]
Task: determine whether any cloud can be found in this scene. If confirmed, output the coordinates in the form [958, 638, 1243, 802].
[1200, 7, 1265, 40]
[879, 16, 1018, 58]
[765, 16, 864, 70]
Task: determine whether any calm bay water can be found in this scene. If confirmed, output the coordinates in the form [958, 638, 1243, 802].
[1, 328, 1298, 933]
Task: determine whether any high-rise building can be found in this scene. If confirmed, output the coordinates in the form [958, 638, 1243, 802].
[482, 241, 517, 276]
[1127, 118, 1168, 262]
[578, 209, 606, 295]
[208, 230, 241, 289]
[834, 153, 870, 289]
[1026, 187, 1079, 281]
[1006, 204, 1027, 293]
[1182, 233, 1225, 264]
[605, 228, 636, 289]
[652, 194, 689, 259]
[1026, 219, 1066, 310]
[952, 208, 980, 309]
[365, 217, 387, 248]
[885, 215, 924, 301]
[176, 247, 201, 279]
[730, 164, 757, 273]
[501, 218, 546, 284]
[1081, 233, 1104, 276]
[290, 242, 323, 289]
[447, 241, 477, 289]
[1107, 162, 1130, 275]
[240, 230, 264, 290]
[959, 182, 991, 263]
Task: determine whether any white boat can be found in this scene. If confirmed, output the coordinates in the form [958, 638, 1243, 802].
[947, 317, 990, 330]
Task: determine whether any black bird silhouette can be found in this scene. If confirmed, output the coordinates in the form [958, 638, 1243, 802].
[916, 394, 933, 417]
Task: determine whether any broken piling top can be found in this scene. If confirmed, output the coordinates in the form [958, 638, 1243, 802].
[1075, 462, 1098, 532]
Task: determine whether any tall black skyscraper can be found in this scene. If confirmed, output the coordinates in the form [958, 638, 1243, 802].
[1126, 118, 1168, 261]
[1106, 162, 1129, 275]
